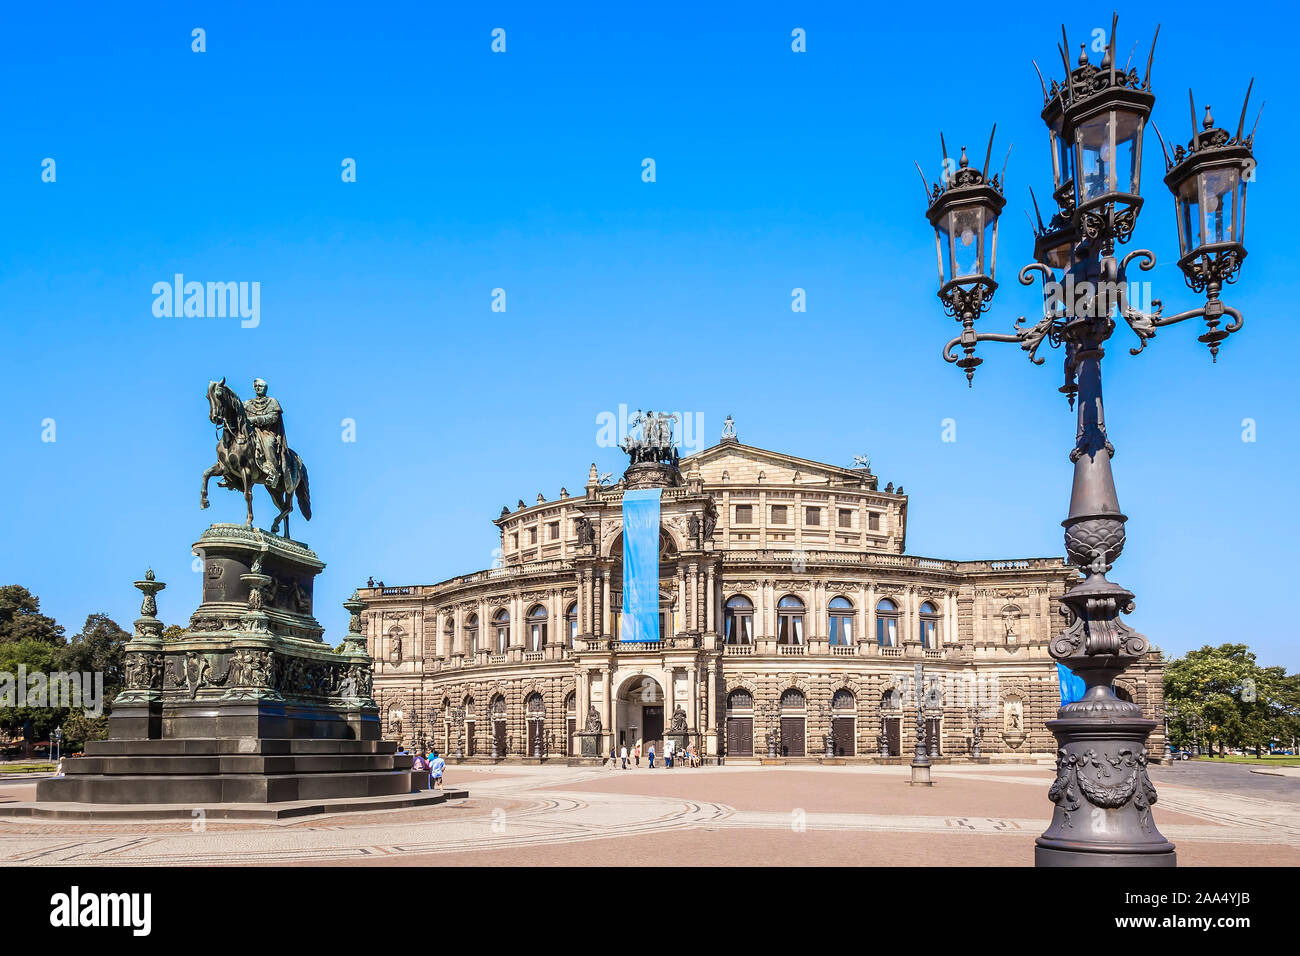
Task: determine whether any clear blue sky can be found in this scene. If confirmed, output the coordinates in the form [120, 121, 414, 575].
[1, 2, 1294, 670]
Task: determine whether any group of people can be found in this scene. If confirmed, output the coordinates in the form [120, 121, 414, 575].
[404, 747, 446, 790]
[610, 740, 702, 769]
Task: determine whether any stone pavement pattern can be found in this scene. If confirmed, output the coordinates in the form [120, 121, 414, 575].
[0, 763, 1296, 866]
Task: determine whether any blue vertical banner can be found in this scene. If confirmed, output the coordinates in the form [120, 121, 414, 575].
[621, 488, 662, 642]
[1056, 662, 1087, 706]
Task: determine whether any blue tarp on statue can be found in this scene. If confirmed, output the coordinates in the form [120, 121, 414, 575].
[1056, 662, 1086, 706]
[621, 488, 662, 642]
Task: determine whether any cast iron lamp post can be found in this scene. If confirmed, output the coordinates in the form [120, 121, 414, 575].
[917, 16, 1261, 867]
[910, 664, 932, 786]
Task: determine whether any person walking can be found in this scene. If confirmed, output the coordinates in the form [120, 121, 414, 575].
[608, 746, 617, 769]
[429, 750, 445, 790]
[648, 743, 656, 769]
[620, 744, 628, 769]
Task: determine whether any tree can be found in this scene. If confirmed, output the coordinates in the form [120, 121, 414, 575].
[0, 638, 67, 748]
[1165, 644, 1300, 756]
[0, 585, 65, 645]
[160, 624, 186, 642]
[58, 613, 129, 703]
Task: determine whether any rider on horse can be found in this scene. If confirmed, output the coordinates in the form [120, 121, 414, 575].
[244, 379, 290, 488]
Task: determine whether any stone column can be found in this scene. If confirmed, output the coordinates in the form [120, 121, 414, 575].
[705, 663, 716, 732]
[686, 664, 697, 729]
[581, 569, 593, 634]
[705, 565, 715, 633]
[602, 669, 612, 740]
[600, 571, 610, 638]
[677, 564, 687, 635]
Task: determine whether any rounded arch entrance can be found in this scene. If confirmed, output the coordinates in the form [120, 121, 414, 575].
[613, 671, 667, 756]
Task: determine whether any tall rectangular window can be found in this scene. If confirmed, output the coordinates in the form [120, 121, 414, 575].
[548, 521, 560, 540]
[805, 507, 821, 526]
[771, 505, 787, 524]
[838, 509, 853, 529]
[868, 512, 881, 531]
[735, 505, 753, 524]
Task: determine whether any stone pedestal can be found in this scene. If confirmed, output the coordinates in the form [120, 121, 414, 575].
[30, 525, 438, 816]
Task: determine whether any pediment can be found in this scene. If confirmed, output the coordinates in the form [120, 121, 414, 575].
[682, 442, 874, 489]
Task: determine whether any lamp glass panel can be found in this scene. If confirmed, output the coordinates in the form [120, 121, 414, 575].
[1045, 237, 1073, 269]
[950, 207, 983, 278]
[1200, 167, 1240, 245]
[1114, 110, 1145, 194]
[1176, 175, 1201, 257]
[1075, 115, 1113, 204]
[1238, 175, 1248, 247]
[934, 218, 950, 286]
[1049, 122, 1073, 192]
[982, 212, 998, 281]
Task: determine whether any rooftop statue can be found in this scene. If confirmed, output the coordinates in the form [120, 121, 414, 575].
[201, 377, 312, 537]
[620, 408, 680, 467]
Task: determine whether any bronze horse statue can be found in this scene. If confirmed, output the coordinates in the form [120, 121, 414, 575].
[201, 378, 311, 537]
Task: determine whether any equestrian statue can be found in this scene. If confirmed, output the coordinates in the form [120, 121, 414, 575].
[201, 377, 311, 537]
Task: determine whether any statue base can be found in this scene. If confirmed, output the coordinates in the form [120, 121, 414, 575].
[33, 525, 428, 810]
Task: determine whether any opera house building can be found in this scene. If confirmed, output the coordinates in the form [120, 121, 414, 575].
[363, 425, 1166, 763]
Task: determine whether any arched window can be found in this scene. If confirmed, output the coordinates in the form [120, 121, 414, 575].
[919, 601, 940, 649]
[780, 688, 806, 711]
[777, 595, 805, 645]
[724, 595, 754, 645]
[490, 695, 506, 719]
[876, 598, 899, 647]
[880, 688, 902, 710]
[527, 604, 547, 651]
[463, 696, 475, 717]
[727, 689, 754, 711]
[526, 692, 545, 715]
[565, 602, 578, 646]
[464, 614, 478, 656]
[1113, 685, 1134, 703]
[831, 688, 856, 711]
[492, 609, 510, 653]
[564, 691, 576, 714]
[442, 616, 453, 657]
[828, 596, 855, 646]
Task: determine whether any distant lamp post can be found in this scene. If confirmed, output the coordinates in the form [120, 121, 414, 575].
[52, 726, 63, 763]
[967, 707, 984, 760]
[1158, 702, 1178, 760]
[910, 664, 932, 786]
[1189, 714, 1205, 758]
[916, 17, 1263, 867]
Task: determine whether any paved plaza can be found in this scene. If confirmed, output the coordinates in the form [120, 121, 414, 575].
[0, 762, 1296, 867]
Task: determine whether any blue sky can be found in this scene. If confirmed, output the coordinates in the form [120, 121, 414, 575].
[1, 2, 1295, 670]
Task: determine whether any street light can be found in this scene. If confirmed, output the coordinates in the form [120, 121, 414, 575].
[910, 663, 932, 786]
[916, 16, 1263, 868]
[52, 726, 62, 763]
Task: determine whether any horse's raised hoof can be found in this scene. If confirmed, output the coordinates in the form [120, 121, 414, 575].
[200, 497, 209, 510]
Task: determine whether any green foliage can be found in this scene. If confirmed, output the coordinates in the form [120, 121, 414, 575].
[161, 624, 186, 642]
[59, 613, 129, 703]
[0, 638, 67, 741]
[1164, 644, 1300, 756]
[61, 710, 109, 750]
[0, 585, 65, 645]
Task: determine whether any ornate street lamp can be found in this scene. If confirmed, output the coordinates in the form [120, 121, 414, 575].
[916, 16, 1262, 867]
[910, 664, 932, 786]
[967, 707, 984, 760]
[52, 726, 63, 763]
